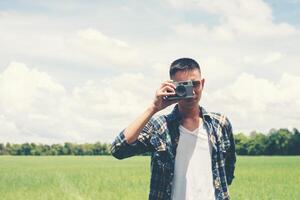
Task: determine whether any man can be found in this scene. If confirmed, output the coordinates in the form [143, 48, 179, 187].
[110, 58, 236, 200]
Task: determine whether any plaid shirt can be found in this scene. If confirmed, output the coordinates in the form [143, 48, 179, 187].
[110, 104, 236, 200]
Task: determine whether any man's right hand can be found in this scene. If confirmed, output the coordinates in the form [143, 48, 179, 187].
[121, 80, 179, 145]
[150, 80, 179, 113]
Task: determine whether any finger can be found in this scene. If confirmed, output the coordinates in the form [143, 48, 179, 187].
[161, 85, 175, 93]
[163, 80, 174, 83]
[157, 91, 175, 97]
[161, 80, 175, 86]
[161, 82, 176, 89]
[163, 85, 175, 92]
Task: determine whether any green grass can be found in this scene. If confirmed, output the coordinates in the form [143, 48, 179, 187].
[0, 156, 299, 200]
[231, 156, 300, 200]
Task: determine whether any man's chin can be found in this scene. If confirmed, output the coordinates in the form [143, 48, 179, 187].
[179, 98, 199, 106]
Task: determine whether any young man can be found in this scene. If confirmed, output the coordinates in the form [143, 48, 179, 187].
[110, 58, 236, 200]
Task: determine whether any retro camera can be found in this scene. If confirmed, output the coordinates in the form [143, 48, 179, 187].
[165, 80, 195, 100]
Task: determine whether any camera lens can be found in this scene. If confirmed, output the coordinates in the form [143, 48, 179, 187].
[176, 85, 186, 97]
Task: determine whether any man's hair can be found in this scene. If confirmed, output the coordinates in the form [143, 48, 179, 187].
[169, 58, 201, 78]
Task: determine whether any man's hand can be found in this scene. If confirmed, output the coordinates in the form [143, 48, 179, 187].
[150, 80, 179, 113]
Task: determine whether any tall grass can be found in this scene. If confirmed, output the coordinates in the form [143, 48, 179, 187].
[0, 156, 299, 199]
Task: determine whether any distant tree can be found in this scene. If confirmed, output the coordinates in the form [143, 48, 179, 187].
[21, 143, 32, 155]
[102, 143, 110, 155]
[63, 142, 75, 155]
[0, 143, 5, 155]
[74, 144, 83, 155]
[265, 128, 291, 155]
[1, 128, 298, 156]
[234, 133, 249, 155]
[93, 142, 103, 155]
[41, 144, 51, 155]
[51, 144, 64, 155]
[288, 128, 300, 155]
[247, 132, 268, 155]
[82, 143, 94, 155]
[30, 144, 42, 155]
[9, 144, 22, 155]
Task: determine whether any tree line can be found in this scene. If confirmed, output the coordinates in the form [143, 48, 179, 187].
[235, 128, 300, 155]
[0, 128, 299, 156]
[0, 142, 111, 156]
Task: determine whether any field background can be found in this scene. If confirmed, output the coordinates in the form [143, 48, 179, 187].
[0, 156, 299, 200]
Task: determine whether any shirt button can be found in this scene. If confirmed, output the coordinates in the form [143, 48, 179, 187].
[214, 179, 220, 188]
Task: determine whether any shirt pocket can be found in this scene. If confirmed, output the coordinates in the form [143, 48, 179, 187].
[150, 133, 167, 152]
[150, 133, 173, 172]
[153, 151, 172, 175]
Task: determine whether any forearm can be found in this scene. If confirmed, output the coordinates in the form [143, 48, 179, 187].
[123, 105, 157, 144]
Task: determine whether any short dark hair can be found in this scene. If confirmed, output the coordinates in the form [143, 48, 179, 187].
[169, 58, 201, 78]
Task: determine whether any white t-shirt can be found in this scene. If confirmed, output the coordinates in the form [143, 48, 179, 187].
[171, 120, 215, 200]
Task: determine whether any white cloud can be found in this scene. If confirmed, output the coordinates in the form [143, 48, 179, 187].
[242, 51, 284, 65]
[169, 0, 297, 40]
[0, 0, 299, 143]
[3, 62, 298, 143]
[205, 73, 300, 133]
[0, 115, 20, 141]
[262, 52, 284, 64]
[0, 12, 142, 70]
[64, 28, 142, 68]
[0, 62, 72, 143]
[0, 62, 157, 143]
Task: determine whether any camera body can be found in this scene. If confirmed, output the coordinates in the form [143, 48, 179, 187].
[165, 80, 194, 100]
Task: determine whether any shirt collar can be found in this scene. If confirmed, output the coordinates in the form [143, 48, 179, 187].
[166, 103, 211, 123]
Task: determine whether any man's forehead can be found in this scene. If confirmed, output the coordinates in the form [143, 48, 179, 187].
[172, 69, 201, 81]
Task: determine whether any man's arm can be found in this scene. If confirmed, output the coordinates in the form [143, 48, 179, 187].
[225, 117, 236, 185]
[110, 106, 157, 160]
[110, 80, 179, 160]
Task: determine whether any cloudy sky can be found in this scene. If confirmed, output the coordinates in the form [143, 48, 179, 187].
[0, 0, 299, 144]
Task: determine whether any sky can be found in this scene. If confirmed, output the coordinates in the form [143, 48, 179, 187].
[0, 0, 299, 144]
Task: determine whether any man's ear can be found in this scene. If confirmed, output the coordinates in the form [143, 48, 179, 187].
[201, 78, 205, 89]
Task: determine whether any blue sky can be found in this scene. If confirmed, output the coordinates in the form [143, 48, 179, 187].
[0, 0, 299, 144]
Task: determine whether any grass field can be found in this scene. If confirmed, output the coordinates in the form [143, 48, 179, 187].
[0, 156, 299, 200]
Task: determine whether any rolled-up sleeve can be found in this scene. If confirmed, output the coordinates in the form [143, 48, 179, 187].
[224, 117, 236, 185]
[110, 118, 154, 160]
